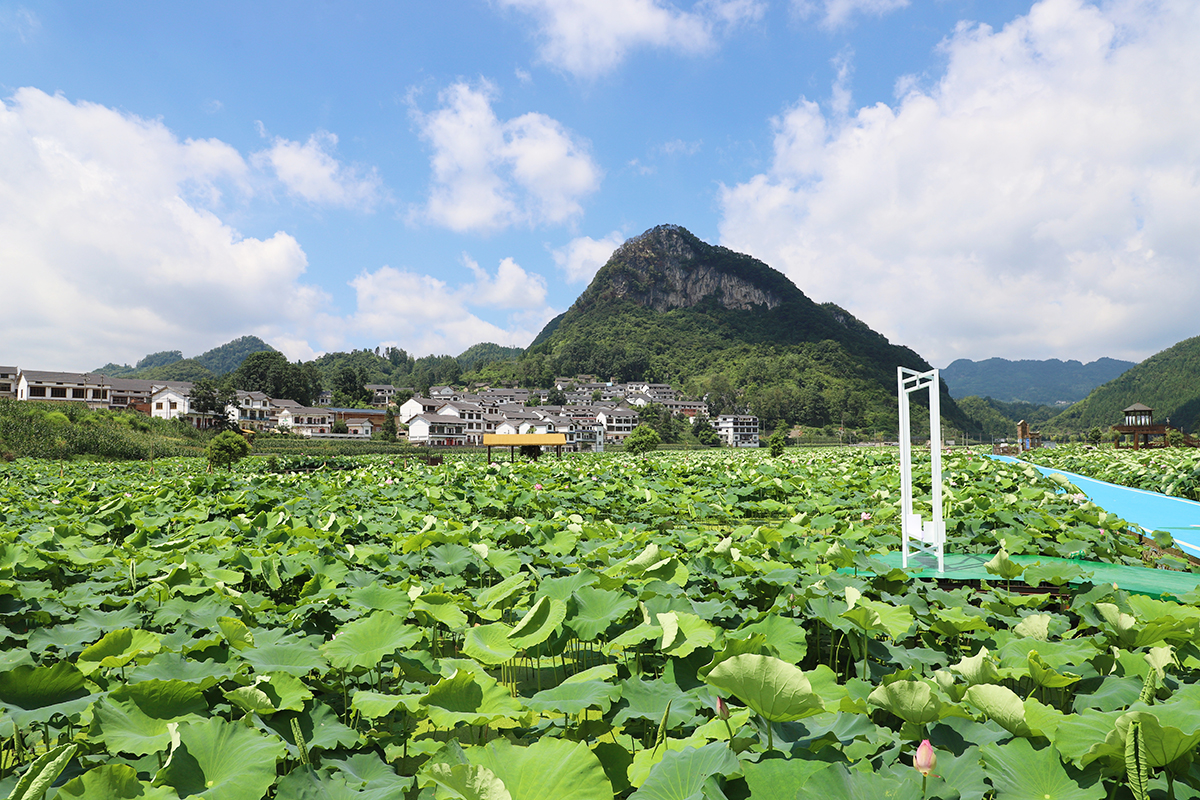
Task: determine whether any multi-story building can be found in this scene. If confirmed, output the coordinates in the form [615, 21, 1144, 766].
[716, 415, 760, 447]
[398, 396, 441, 424]
[407, 414, 467, 446]
[436, 400, 487, 445]
[231, 391, 273, 430]
[596, 407, 638, 443]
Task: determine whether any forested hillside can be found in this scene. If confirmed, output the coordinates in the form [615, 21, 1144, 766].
[478, 225, 967, 436]
[1047, 335, 1200, 433]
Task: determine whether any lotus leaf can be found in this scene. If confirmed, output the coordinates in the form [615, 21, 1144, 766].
[527, 679, 621, 717]
[321, 612, 423, 672]
[629, 741, 740, 800]
[216, 616, 254, 651]
[951, 647, 1001, 687]
[462, 623, 519, 665]
[421, 668, 527, 728]
[465, 738, 613, 800]
[153, 716, 285, 800]
[1111, 709, 1200, 768]
[225, 672, 312, 715]
[90, 679, 207, 755]
[413, 592, 470, 630]
[704, 654, 824, 723]
[740, 757, 834, 799]
[790, 762, 923, 800]
[980, 737, 1105, 800]
[425, 762, 511, 800]
[867, 680, 944, 726]
[57, 764, 178, 800]
[508, 597, 567, 650]
[0, 661, 91, 727]
[567, 586, 637, 641]
[737, 615, 808, 664]
[77, 628, 162, 675]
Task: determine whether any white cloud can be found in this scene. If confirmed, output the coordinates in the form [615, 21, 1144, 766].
[793, 0, 909, 30]
[719, 0, 1200, 364]
[662, 138, 703, 156]
[496, 0, 765, 78]
[413, 81, 601, 232]
[552, 231, 626, 283]
[463, 254, 549, 307]
[348, 263, 557, 355]
[255, 130, 383, 210]
[0, 87, 332, 370]
[1, 6, 40, 42]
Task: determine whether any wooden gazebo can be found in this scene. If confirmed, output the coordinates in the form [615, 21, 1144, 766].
[483, 433, 567, 462]
[1111, 403, 1199, 449]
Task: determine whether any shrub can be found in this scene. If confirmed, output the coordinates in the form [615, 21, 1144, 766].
[625, 424, 661, 456]
[769, 429, 786, 457]
[207, 431, 251, 469]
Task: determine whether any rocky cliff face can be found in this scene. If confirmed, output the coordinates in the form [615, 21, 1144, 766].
[592, 225, 783, 312]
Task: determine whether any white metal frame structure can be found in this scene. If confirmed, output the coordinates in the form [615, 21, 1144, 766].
[898, 367, 945, 572]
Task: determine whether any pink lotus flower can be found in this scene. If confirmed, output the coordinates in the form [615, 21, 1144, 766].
[716, 697, 729, 720]
[860, 512, 872, 522]
[914, 739, 936, 777]
[534, 484, 543, 490]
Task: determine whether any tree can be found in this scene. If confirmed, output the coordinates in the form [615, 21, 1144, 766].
[591, 389, 603, 402]
[382, 408, 397, 442]
[332, 419, 349, 434]
[768, 428, 787, 457]
[189, 378, 237, 430]
[546, 388, 567, 406]
[206, 430, 250, 469]
[624, 424, 661, 455]
[694, 416, 720, 447]
[1087, 427, 1103, 445]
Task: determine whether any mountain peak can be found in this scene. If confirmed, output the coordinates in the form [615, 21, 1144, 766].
[576, 224, 793, 314]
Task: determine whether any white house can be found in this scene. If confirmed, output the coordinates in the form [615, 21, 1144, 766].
[596, 407, 638, 443]
[408, 414, 467, 446]
[151, 385, 192, 421]
[0, 366, 17, 399]
[345, 417, 375, 437]
[276, 407, 333, 436]
[436, 400, 487, 444]
[717, 415, 760, 447]
[398, 396, 441, 424]
[17, 370, 111, 409]
[231, 391, 273, 430]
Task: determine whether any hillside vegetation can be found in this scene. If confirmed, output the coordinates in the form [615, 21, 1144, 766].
[1047, 335, 1200, 434]
[481, 225, 968, 436]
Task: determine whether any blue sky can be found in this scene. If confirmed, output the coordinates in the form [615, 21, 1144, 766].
[3, 0, 1198, 373]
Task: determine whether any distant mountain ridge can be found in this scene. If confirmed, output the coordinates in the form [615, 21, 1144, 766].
[942, 357, 1134, 405]
[94, 336, 276, 380]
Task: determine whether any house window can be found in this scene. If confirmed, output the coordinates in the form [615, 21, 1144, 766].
[155, 402, 164, 410]
[0, 383, 9, 392]
[72, 388, 86, 398]
[30, 386, 46, 397]
[50, 387, 67, 398]
[169, 402, 178, 410]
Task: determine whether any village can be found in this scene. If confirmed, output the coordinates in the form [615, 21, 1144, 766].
[0, 366, 761, 451]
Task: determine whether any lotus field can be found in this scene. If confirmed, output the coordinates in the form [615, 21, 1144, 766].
[2, 449, 1200, 799]
[1026, 445, 1200, 502]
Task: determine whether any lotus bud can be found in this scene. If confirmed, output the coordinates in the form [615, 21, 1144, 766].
[716, 697, 729, 720]
[914, 739, 936, 777]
